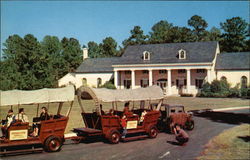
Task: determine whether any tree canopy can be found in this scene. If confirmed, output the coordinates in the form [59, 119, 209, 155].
[1, 34, 82, 90]
[220, 17, 249, 52]
[188, 15, 208, 41]
[1, 15, 249, 90]
[149, 20, 173, 43]
[122, 26, 148, 46]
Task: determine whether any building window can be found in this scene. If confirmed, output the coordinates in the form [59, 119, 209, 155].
[241, 76, 248, 88]
[140, 79, 149, 88]
[82, 78, 87, 86]
[125, 71, 131, 75]
[142, 70, 149, 74]
[178, 49, 186, 59]
[197, 69, 205, 73]
[143, 51, 150, 60]
[159, 70, 167, 74]
[97, 78, 102, 88]
[220, 76, 227, 81]
[178, 69, 186, 74]
[124, 79, 131, 89]
[195, 79, 204, 89]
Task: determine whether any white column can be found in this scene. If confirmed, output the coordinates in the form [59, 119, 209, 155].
[186, 69, 191, 93]
[149, 69, 153, 86]
[167, 69, 172, 95]
[207, 69, 211, 83]
[114, 70, 118, 89]
[131, 70, 135, 89]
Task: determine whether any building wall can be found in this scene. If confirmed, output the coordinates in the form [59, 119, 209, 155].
[190, 69, 207, 86]
[152, 70, 168, 84]
[59, 72, 113, 88]
[58, 73, 76, 87]
[59, 69, 249, 95]
[216, 70, 250, 87]
[74, 73, 113, 88]
[210, 43, 220, 82]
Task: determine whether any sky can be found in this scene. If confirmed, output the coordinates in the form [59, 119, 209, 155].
[1, 1, 249, 55]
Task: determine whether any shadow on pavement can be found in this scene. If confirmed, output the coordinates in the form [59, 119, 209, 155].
[192, 111, 250, 125]
[238, 136, 250, 142]
[166, 140, 181, 146]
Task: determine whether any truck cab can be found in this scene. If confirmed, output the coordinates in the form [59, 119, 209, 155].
[155, 104, 194, 133]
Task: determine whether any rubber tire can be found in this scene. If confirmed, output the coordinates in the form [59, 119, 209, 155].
[44, 136, 62, 152]
[108, 130, 120, 144]
[186, 120, 194, 130]
[148, 126, 158, 138]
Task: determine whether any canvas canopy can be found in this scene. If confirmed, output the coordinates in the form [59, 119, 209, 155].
[0, 85, 75, 106]
[78, 85, 165, 103]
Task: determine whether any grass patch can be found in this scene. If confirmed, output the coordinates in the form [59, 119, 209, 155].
[197, 124, 250, 160]
[0, 96, 249, 133]
[164, 96, 250, 111]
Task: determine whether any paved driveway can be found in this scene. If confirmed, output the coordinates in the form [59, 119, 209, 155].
[2, 109, 249, 160]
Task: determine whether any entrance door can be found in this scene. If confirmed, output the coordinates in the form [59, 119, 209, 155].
[178, 85, 184, 95]
[176, 79, 186, 95]
[124, 79, 131, 89]
[157, 79, 168, 93]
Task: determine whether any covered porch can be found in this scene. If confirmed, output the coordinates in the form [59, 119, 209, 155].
[114, 67, 212, 96]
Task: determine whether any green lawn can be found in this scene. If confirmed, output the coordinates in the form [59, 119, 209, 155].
[197, 124, 250, 160]
[0, 96, 249, 133]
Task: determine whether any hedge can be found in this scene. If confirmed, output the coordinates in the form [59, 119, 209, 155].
[197, 80, 250, 98]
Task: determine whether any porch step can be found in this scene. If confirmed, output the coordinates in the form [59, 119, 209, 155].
[122, 135, 148, 142]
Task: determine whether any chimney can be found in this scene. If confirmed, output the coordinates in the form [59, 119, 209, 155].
[83, 48, 88, 60]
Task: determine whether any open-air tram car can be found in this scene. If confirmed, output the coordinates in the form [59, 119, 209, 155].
[73, 85, 165, 144]
[0, 85, 75, 155]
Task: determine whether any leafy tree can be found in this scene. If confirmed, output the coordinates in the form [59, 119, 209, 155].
[245, 39, 250, 51]
[87, 41, 102, 58]
[1, 35, 26, 90]
[170, 26, 195, 43]
[100, 37, 118, 57]
[117, 46, 125, 57]
[0, 60, 21, 90]
[2, 34, 25, 62]
[149, 20, 173, 43]
[21, 34, 50, 89]
[2, 34, 49, 90]
[1, 34, 83, 90]
[220, 17, 249, 52]
[122, 26, 148, 46]
[41, 35, 63, 83]
[207, 27, 222, 42]
[61, 37, 82, 75]
[188, 15, 208, 41]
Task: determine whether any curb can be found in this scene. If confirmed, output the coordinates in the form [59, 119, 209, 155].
[212, 106, 250, 112]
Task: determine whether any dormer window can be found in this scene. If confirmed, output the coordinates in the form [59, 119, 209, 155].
[178, 49, 186, 59]
[143, 51, 150, 60]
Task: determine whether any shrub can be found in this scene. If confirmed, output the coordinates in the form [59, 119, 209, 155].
[201, 82, 211, 92]
[199, 79, 244, 98]
[100, 81, 116, 89]
[228, 87, 240, 98]
[210, 80, 230, 93]
[240, 88, 250, 98]
[180, 93, 193, 97]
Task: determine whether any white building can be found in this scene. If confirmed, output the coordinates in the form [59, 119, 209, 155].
[59, 41, 250, 96]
